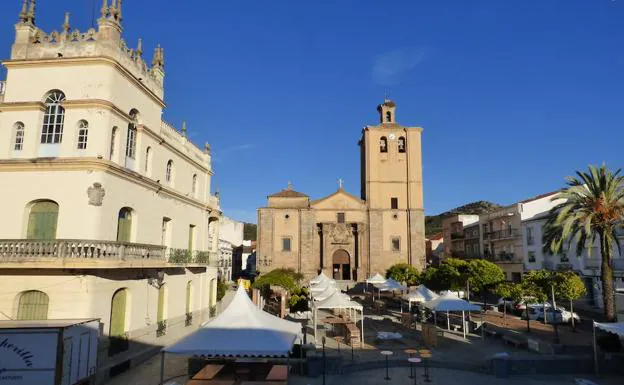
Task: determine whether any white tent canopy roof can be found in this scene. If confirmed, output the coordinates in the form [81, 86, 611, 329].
[312, 285, 338, 301]
[366, 273, 386, 284]
[310, 271, 333, 286]
[424, 291, 481, 312]
[314, 290, 363, 310]
[402, 285, 438, 303]
[310, 279, 336, 294]
[378, 278, 406, 291]
[163, 286, 302, 357]
[594, 322, 624, 337]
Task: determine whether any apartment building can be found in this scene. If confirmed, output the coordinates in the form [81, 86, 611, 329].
[442, 214, 479, 259]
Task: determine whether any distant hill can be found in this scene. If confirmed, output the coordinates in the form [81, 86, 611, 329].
[425, 201, 503, 238]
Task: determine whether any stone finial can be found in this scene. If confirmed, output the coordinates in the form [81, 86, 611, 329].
[136, 38, 143, 57]
[117, 0, 123, 22]
[100, 0, 109, 18]
[204, 142, 211, 154]
[152, 44, 164, 68]
[27, 0, 36, 25]
[62, 12, 71, 34]
[182, 120, 187, 136]
[19, 0, 28, 23]
[287, 181, 293, 190]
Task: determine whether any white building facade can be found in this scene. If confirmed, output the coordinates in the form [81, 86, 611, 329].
[0, 2, 221, 381]
[218, 216, 244, 281]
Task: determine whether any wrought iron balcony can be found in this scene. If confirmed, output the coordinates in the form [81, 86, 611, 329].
[0, 239, 217, 267]
[583, 257, 624, 271]
[450, 232, 464, 240]
[485, 229, 520, 241]
[487, 252, 523, 263]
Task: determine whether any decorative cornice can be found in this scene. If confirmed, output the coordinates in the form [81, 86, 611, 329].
[0, 101, 45, 112]
[2, 56, 165, 108]
[0, 158, 220, 213]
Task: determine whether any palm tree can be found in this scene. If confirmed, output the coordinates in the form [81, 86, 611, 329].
[543, 165, 624, 321]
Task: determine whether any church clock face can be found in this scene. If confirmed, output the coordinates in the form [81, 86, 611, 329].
[388, 133, 396, 140]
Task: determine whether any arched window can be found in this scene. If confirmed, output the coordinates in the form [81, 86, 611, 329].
[165, 160, 173, 184]
[77, 120, 89, 150]
[380, 137, 388, 153]
[398, 136, 406, 153]
[26, 200, 59, 240]
[116, 207, 133, 242]
[109, 127, 118, 160]
[385, 111, 392, 122]
[16, 290, 49, 320]
[125, 111, 137, 160]
[192, 174, 198, 196]
[144, 146, 152, 175]
[41, 90, 66, 144]
[109, 288, 129, 355]
[14, 122, 25, 151]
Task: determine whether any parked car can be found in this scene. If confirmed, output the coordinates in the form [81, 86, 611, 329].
[496, 297, 514, 312]
[513, 297, 548, 313]
[521, 304, 549, 320]
[540, 308, 581, 324]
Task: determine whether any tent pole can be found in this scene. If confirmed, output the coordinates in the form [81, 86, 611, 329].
[462, 311, 466, 339]
[314, 308, 317, 344]
[593, 322, 599, 376]
[361, 308, 364, 345]
[159, 351, 165, 385]
[447, 311, 450, 331]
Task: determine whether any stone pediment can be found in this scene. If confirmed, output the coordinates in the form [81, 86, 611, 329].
[311, 189, 367, 210]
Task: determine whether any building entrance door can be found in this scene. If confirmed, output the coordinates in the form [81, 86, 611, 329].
[332, 249, 351, 280]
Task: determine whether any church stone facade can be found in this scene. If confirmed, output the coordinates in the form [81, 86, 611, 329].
[257, 100, 425, 281]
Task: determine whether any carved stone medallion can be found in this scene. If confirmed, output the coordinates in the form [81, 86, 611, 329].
[87, 182, 106, 206]
[330, 223, 352, 244]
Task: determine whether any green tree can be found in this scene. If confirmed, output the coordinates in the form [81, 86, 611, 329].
[520, 271, 549, 332]
[386, 263, 420, 286]
[467, 259, 505, 307]
[252, 268, 308, 311]
[421, 263, 463, 291]
[495, 282, 516, 322]
[543, 165, 624, 321]
[554, 271, 586, 330]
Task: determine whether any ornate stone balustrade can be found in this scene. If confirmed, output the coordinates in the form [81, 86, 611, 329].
[0, 239, 166, 262]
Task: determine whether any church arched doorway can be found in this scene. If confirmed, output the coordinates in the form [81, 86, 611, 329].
[332, 249, 351, 280]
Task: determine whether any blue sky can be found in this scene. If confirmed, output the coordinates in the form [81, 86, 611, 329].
[2, 1, 624, 223]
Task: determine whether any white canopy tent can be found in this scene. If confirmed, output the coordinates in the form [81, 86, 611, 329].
[378, 278, 406, 292]
[310, 271, 334, 286]
[312, 285, 338, 302]
[424, 291, 481, 339]
[309, 278, 336, 295]
[592, 322, 624, 375]
[161, 286, 302, 383]
[402, 285, 438, 311]
[366, 273, 386, 284]
[312, 290, 364, 345]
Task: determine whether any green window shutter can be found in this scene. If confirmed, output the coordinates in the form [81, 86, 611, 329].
[109, 289, 127, 337]
[27, 202, 59, 240]
[116, 209, 132, 242]
[17, 291, 49, 320]
[157, 286, 165, 323]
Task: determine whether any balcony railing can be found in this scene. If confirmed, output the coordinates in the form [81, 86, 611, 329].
[487, 252, 523, 263]
[0, 239, 166, 262]
[450, 233, 464, 240]
[542, 260, 554, 270]
[0, 239, 218, 266]
[583, 257, 624, 271]
[168, 248, 218, 266]
[484, 229, 519, 241]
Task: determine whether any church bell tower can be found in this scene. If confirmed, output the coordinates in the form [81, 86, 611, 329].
[359, 100, 425, 270]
